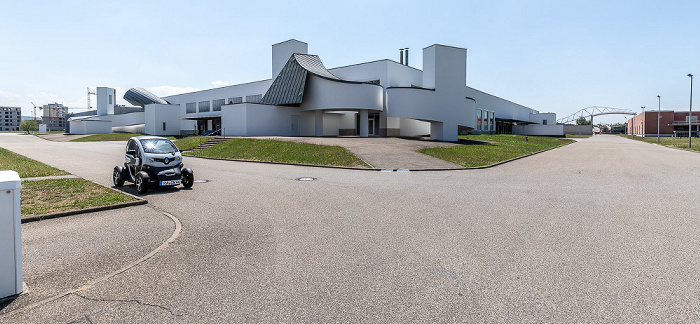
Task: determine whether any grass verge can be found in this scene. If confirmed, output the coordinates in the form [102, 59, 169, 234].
[619, 134, 700, 151]
[0, 147, 68, 177]
[185, 138, 370, 168]
[21, 178, 137, 217]
[565, 134, 592, 138]
[173, 136, 212, 151]
[418, 134, 574, 167]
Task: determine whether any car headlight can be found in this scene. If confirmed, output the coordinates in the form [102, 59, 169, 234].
[149, 158, 155, 162]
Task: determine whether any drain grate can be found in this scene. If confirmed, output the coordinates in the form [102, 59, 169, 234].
[295, 177, 317, 182]
[193, 180, 211, 183]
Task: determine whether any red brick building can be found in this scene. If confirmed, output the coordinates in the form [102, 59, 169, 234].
[627, 111, 700, 137]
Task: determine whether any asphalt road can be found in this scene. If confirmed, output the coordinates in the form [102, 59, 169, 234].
[1, 134, 700, 322]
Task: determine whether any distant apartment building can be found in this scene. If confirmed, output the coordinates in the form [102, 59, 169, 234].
[40, 102, 68, 131]
[0, 107, 21, 131]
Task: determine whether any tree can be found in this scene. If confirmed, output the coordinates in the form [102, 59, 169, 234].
[576, 116, 591, 125]
[19, 120, 38, 134]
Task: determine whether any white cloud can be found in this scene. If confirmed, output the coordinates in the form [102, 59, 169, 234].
[211, 80, 229, 87]
[0, 90, 21, 98]
[145, 86, 200, 97]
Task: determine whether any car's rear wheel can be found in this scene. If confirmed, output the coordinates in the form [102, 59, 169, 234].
[113, 166, 125, 187]
[135, 173, 148, 194]
[182, 171, 194, 188]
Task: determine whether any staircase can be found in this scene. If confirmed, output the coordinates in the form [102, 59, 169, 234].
[186, 137, 230, 152]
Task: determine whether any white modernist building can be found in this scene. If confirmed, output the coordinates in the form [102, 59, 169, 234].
[70, 39, 561, 140]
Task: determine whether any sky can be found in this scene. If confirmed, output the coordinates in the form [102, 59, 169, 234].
[1, 0, 699, 124]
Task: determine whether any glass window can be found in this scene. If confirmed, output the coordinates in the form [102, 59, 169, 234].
[228, 97, 242, 104]
[477, 109, 482, 130]
[139, 138, 178, 154]
[213, 99, 225, 111]
[245, 94, 262, 103]
[198, 101, 210, 112]
[186, 102, 196, 114]
[109, 95, 112, 105]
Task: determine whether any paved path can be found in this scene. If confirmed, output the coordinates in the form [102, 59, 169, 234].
[249, 136, 465, 169]
[2, 134, 700, 322]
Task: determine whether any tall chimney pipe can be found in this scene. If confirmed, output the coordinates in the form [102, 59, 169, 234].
[399, 49, 404, 64]
[404, 48, 409, 66]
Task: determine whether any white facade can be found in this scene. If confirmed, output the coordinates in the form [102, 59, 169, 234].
[73, 39, 561, 140]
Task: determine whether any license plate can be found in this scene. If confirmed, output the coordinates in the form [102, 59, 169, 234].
[160, 180, 181, 186]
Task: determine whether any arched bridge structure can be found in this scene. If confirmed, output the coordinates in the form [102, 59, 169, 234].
[557, 106, 637, 124]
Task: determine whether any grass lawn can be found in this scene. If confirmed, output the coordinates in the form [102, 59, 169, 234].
[418, 134, 574, 167]
[185, 138, 370, 168]
[21, 178, 137, 217]
[565, 134, 592, 138]
[0, 147, 68, 177]
[173, 136, 212, 151]
[620, 134, 700, 151]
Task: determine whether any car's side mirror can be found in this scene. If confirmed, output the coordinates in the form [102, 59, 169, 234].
[126, 150, 136, 156]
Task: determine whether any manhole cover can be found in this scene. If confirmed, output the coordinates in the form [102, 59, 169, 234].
[193, 180, 211, 183]
[295, 177, 316, 182]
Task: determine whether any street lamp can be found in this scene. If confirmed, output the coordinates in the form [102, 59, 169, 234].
[641, 107, 645, 137]
[657, 95, 661, 143]
[689, 73, 694, 148]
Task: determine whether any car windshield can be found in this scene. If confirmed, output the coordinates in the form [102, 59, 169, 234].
[139, 139, 178, 154]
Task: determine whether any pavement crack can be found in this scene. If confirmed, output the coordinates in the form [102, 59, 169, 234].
[73, 293, 182, 317]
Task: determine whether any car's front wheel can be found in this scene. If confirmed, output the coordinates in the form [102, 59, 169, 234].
[182, 169, 194, 188]
[135, 173, 148, 194]
[113, 166, 125, 187]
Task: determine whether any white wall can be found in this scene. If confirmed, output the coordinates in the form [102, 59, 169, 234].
[300, 75, 383, 112]
[400, 118, 431, 136]
[513, 124, 564, 136]
[96, 87, 115, 116]
[162, 79, 272, 134]
[529, 112, 556, 125]
[272, 39, 308, 79]
[145, 104, 181, 136]
[466, 86, 536, 123]
[221, 103, 302, 136]
[70, 120, 112, 134]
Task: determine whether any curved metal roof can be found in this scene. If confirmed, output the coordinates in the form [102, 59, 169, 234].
[260, 54, 356, 106]
[123, 88, 169, 107]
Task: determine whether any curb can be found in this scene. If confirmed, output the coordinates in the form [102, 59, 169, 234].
[21, 199, 148, 224]
[184, 140, 576, 172]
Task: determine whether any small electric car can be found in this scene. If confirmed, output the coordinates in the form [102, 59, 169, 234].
[113, 136, 194, 194]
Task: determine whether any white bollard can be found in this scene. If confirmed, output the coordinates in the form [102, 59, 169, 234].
[0, 170, 23, 298]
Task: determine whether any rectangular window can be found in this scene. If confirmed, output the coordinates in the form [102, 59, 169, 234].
[245, 94, 262, 103]
[186, 102, 196, 114]
[212, 99, 225, 111]
[477, 109, 482, 130]
[198, 101, 210, 112]
[109, 95, 113, 105]
[228, 97, 243, 104]
[163, 122, 166, 131]
[490, 112, 495, 131]
[542, 119, 548, 125]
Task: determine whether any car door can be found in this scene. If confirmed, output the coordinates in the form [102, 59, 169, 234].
[125, 139, 140, 175]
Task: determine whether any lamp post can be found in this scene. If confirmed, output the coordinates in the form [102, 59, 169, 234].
[641, 107, 645, 137]
[657, 95, 661, 143]
[689, 73, 694, 148]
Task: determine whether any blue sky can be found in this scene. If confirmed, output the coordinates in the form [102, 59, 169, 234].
[1, 0, 698, 124]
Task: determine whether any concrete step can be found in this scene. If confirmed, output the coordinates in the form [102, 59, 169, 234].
[186, 137, 230, 152]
